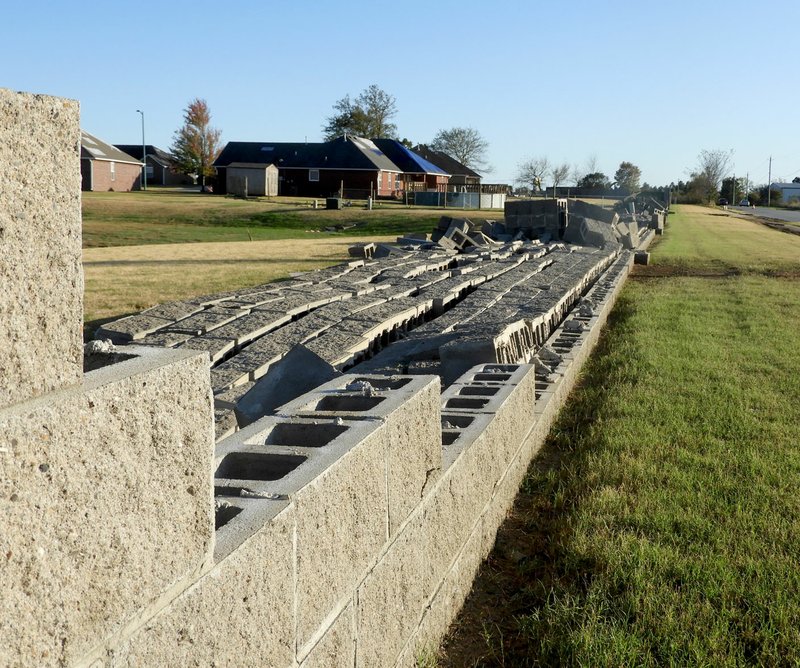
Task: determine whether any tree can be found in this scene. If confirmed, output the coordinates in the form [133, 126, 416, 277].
[322, 84, 398, 140]
[696, 149, 732, 193]
[516, 157, 550, 195]
[573, 154, 600, 186]
[429, 127, 490, 172]
[171, 98, 222, 191]
[720, 176, 747, 203]
[577, 172, 611, 190]
[614, 161, 642, 193]
[551, 162, 571, 192]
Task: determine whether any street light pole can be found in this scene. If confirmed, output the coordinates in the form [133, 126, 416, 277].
[136, 109, 147, 191]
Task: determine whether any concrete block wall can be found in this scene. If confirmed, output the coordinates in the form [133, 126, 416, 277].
[105, 366, 544, 667]
[0, 348, 215, 667]
[0, 88, 83, 407]
[2, 88, 647, 666]
[1, 89, 217, 668]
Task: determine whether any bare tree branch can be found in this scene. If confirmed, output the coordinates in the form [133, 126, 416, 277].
[430, 127, 490, 172]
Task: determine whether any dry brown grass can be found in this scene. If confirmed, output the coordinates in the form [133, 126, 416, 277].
[83, 235, 394, 329]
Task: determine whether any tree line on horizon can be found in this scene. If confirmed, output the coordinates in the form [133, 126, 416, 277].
[175, 88, 765, 202]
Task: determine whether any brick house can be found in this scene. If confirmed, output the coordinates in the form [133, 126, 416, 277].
[114, 144, 194, 186]
[372, 139, 450, 193]
[214, 136, 404, 198]
[413, 144, 482, 188]
[80, 131, 142, 191]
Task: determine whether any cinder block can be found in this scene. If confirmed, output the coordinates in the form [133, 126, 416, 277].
[293, 425, 388, 646]
[113, 505, 294, 668]
[0, 347, 214, 667]
[395, 523, 485, 668]
[276, 374, 442, 536]
[356, 514, 431, 667]
[0, 89, 83, 408]
[212, 414, 388, 646]
[422, 430, 489, 586]
[299, 602, 355, 668]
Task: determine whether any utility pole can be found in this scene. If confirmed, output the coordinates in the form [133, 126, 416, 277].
[136, 110, 146, 191]
[767, 156, 772, 207]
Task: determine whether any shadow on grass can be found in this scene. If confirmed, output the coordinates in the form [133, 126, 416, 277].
[439, 293, 640, 667]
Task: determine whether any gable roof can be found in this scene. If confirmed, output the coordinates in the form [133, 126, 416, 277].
[80, 131, 141, 165]
[114, 144, 174, 167]
[413, 144, 481, 179]
[371, 139, 449, 176]
[214, 136, 402, 172]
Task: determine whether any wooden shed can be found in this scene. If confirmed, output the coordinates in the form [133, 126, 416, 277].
[226, 162, 279, 197]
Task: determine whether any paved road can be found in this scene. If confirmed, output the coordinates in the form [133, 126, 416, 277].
[732, 205, 800, 224]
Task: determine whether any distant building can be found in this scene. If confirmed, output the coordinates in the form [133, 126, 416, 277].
[770, 182, 800, 203]
[214, 136, 406, 198]
[412, 144, 481, 188]
[114, 144, 194, 186]
[80, 131, 142, 191]
[372, 139, 450, 193]
[226, 162, 279, 197]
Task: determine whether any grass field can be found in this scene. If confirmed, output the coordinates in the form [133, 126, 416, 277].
[438, 205, 800, 666]
[82, 190, 495, 247]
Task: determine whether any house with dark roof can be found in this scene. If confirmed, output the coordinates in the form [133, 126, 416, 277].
[372, 139, 450, 193]
[80, 131, 143, 191]
[413, 144, 482, 188]
[214, 136, 405, 198]
[114, 144, 194, 186]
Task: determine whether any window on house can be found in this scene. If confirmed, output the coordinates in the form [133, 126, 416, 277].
[110, 161, 115, 181]
[145, 165, 154, 178]
[309, 169, 319, 182]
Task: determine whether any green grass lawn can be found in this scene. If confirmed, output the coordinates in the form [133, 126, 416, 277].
[440, 205, 800, 666]
[81, 190, 496, 247]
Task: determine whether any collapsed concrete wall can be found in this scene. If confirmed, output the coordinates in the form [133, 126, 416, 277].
[1, 88, 653, 666]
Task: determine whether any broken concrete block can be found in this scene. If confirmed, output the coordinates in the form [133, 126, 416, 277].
[634, 251, 650, 265]
[373, 243, 411, 259]
[569, 199, 619, 226]
[564, 217, 620, 250]
[234, 344, 340, 426]
[437, 235, 459, 251]
[348, 242, 376, 259]
[276, 374, 442, 536]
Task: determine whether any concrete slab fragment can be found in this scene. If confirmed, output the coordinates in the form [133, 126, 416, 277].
[235, 345, 340, 426]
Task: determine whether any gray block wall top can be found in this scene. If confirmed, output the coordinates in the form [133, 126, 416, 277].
[275, 373, 439, 422]
[165, 306, 247, 335]
[214, 414, 385, 498]
[201, 310, 293, 346]
[97, 313, 173, 342]
[180, 336, 236, 364]
[137, 330, 195, 348]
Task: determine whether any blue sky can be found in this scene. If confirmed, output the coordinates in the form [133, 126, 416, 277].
[3, 0, 799, 187]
